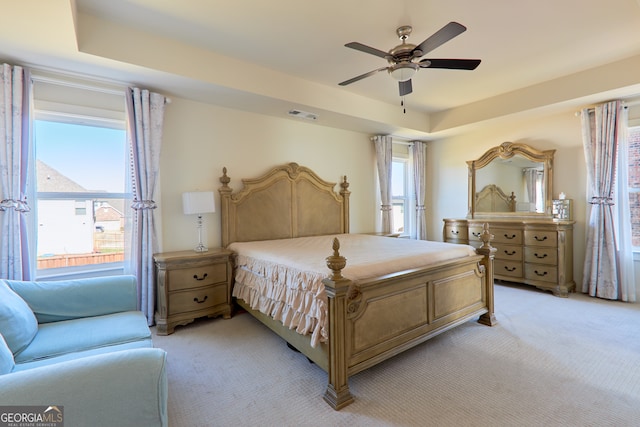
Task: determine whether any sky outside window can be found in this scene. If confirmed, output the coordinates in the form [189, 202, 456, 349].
[35, 120, 126, 193]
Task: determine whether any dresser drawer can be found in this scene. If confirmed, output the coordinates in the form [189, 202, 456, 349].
[495, 244, 523, 261]
[525, 264, 558, 283]
[167, 263, 228, 291]
[491, 228, 523, 245]
[168, 284, 228, 315]
[495, 260, 524, 278]
[467, 226, 484, 244]
[445, 225, 468, 241]
[524, 247, 557, 265]
[524, 230, 557, 247]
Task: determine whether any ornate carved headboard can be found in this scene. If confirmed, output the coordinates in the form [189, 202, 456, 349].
[475, 184, 516, 213]
[218, 163, 350, 247]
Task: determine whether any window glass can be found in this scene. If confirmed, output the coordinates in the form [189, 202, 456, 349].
[391, 158, 410, 235]
[35, 120, 127, 272]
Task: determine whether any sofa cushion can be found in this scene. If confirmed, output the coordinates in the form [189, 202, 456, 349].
[0, 333, 15, 374]
[14, 311, 151, 364]
[6, 276, 138, 323]
[11, 339, 151, 371]
[0, 280, 38, 355]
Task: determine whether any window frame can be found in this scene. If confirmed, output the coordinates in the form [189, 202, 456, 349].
[31, 84, 129, 280]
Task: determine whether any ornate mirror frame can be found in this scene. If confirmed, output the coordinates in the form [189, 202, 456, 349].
[467, 142, 555, 218]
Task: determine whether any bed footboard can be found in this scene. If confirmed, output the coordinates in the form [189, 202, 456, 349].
[322, 225, 496, 410]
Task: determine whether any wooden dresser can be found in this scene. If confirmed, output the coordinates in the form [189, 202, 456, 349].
[154, 248, 233, 334]
[443, 218, 575, 297]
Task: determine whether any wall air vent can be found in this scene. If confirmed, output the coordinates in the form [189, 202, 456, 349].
[287, 109, 318, 121]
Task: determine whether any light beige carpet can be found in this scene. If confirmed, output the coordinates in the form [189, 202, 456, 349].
[152, 283, 640, 427]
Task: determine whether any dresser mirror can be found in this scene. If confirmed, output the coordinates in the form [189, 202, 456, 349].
[467, 142, 555, 218]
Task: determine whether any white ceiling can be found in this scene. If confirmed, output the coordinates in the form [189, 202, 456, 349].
[3, 0, 640, 139]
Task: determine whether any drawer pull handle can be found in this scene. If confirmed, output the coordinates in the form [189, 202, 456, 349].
[193, 295, 208, 304]
[534, 235, 548, 242]
[534, 253, 548, 259]
[504, 250, 516, 256]
[534, 270, 548, 277]
[451, 230, 459, 235]
[193, 273, 208, 281]
[504, 234, 516, 240]
[504, 266, 517, 272]
[472, 232, 481, 237]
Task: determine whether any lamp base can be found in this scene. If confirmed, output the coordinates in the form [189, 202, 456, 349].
[194, 243, 208, 253]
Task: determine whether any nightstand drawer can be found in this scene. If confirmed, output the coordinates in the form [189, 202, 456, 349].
[168, 284, 227, 315]
[168, 263, 228, 291]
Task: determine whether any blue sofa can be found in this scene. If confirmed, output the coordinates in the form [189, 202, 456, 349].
[0, 275, 167, 427]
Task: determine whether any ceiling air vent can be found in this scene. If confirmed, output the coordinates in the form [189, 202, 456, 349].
[288, 109, 318, 121]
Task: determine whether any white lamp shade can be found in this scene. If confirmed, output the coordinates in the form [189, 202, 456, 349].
[182, 191, 215, 215]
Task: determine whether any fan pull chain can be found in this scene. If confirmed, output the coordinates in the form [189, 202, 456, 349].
[401, 97, 406, 114]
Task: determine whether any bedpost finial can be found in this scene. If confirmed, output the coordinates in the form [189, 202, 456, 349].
[480, 223, 494, 249]
[220, 167, 231, 187]
[326, 237, 347, 280]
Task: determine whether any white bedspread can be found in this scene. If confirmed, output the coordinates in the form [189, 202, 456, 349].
[229, 234, 476, 347]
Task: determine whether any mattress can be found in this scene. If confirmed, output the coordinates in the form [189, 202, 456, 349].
[229, 234, 476, 347]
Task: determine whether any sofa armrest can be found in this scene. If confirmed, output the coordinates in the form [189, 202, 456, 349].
[7, 276, 138, 323]
[0, 348, 167, 427]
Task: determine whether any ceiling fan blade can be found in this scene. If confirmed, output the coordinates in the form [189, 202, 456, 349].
[414, 22, 467, 56]
[339, 67, 388, 86]
[419, 58, 481, 70]
[344, 42, 390, 59]
[399, 79, 413, 96]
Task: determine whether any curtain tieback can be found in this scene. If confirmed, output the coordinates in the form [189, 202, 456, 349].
[380, 204, 392, 212]
[416, 204, 426, 211]
[131, 199, 157, 210]
[0, 199, 31, 212]
[588, 196, 614, 206]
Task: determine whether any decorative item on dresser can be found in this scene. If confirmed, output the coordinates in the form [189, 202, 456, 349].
[444, 141, 575, 297]
[154, 249, 233, 335]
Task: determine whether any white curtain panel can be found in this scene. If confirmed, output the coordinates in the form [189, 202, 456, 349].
[373, 135, 393, 234]
[412, 141, 427, 240]
[125, 87, 166, 325]
[614, 107, 636, 302]
[0, 64, 32, 280]
[523, 168, 537, 208]
[580, 100, 634, 300]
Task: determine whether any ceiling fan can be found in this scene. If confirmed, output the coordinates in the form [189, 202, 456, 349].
[339, 22, 481, 97]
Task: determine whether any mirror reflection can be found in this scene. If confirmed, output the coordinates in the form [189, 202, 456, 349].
[467, 142, 555, 218]
[475, 157, 544, 213]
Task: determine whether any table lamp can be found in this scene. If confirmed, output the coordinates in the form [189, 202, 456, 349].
[182, 191, 215, 252]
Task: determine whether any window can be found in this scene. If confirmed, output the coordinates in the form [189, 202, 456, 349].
[391, 159, 409, 235]
[32, 76, 127, 278]
[390, 143, 415, 237]
[627, 126, 640, 248]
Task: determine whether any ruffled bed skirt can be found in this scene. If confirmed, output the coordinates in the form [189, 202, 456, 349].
[232, 255, 328, 348]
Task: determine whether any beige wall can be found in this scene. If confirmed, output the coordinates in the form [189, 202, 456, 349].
[428, 110, 587, 286]
[158, 97, 377, 252]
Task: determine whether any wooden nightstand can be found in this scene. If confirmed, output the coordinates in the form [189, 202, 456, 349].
[154, 248, 233, 335]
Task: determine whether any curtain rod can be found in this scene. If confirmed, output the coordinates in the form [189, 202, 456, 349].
[30, 73, 172, 104]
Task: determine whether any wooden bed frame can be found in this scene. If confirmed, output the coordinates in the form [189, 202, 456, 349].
[219, 162, 496, 410]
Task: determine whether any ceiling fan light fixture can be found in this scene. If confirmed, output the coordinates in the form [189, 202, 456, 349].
[388, 62, 418, 82]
